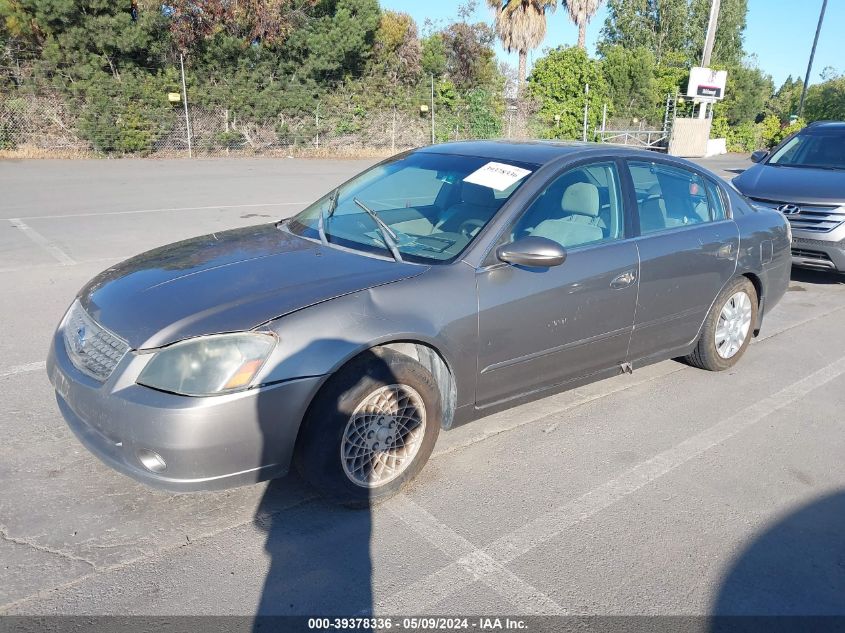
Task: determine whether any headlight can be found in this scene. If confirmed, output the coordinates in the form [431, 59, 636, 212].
[137, 333, 276, 396]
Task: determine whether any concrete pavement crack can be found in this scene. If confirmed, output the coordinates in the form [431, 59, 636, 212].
[0, 525, 96, 571]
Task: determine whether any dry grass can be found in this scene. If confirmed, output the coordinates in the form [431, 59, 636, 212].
[0, 145, 400, 161]
[0, 145, 97, 160]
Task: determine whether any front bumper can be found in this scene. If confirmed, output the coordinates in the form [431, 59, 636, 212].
[47, 330, 323, 492]
[790, 231, 845, 272]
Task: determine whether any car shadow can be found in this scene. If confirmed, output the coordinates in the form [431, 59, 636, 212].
[790, 267, 844, 285]
[710, 491, 845, 630]
[252, 346, 398, 626]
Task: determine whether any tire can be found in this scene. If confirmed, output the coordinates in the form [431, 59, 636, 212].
[685, 277, 758, 372]
[294, 348, 441, 506]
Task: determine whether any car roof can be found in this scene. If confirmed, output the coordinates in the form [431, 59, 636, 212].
[414, 140, 722, 182]
[804, 121, 845, 134]
[415, 139, 669, 166]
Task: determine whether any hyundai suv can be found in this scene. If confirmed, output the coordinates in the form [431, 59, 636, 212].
[733, 121, 845, 273]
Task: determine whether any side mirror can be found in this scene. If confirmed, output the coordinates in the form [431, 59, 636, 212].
[496, 236, 567, 268]
[750, 149, 768, 163]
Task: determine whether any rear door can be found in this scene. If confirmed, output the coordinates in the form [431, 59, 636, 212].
[625, 159, 739, 362]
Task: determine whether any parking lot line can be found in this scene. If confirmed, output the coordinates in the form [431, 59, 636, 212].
[0, 361, 46, 379]
[7, 219, 76, 265]
[380, 495, 567, 615]
[375, 353, 845, 614]
[7, 201, 308, 221]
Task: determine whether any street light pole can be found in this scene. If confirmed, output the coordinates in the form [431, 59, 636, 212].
[798, 0, 828, 118]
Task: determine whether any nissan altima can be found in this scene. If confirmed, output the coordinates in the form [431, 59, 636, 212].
[47, 141, 791, 504]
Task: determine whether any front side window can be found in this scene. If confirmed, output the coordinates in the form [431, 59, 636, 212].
[629, 162, 715, 234]
[768, 131, 845, 170]
[287, 152, 537, 263]
[509, 161, 625, 249]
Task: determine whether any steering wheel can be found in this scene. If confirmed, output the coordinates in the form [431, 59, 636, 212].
[459, 219, 485, 239]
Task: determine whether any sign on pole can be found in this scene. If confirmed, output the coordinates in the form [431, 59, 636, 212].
[687, 67, 728, 102]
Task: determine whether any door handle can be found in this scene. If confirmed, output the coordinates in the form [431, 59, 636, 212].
[610, 269, 637, 289]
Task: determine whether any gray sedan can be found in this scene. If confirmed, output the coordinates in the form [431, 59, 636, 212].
[47, 141, 791, 504]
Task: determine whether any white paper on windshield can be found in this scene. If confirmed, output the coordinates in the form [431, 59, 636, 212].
[463, 162, 532, 191]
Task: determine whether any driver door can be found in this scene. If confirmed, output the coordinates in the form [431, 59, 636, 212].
[475, 160, 639, 407]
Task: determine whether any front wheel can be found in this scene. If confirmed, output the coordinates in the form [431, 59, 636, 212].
[294, 348, 441, 506]
[685, 277, 758, 371]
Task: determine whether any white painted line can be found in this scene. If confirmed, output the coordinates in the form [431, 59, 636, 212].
[379, 495, 566, 615]
[7, 218, 76, 265]
[0, 256, 122, 275]
[8, 201, 308, 221]
[376, 353, 845, 614]
[0, 361, 46, 379]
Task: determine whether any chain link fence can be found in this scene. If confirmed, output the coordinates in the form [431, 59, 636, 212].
[0, 90, 544, 158]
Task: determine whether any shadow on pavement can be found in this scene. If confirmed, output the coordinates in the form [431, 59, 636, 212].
[252, 476, 372, 617]
[251, 347, 407, 624]
[711, 491, 845, 627]
[791, 267, 845, 285]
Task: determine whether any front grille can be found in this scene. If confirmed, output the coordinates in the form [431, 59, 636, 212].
[62, 300, 130, 381]
[791, 248, 832, 261]
[750, 197, 845, 233]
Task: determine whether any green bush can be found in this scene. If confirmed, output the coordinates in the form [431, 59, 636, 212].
[725, 121, 759, 153]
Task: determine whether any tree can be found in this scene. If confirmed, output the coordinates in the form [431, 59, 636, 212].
[804, 74, 845, 122]
[562, 0, 604, 50]
[601, 44, 660, 124]
[441, 20, 498, 90]
[371, 11, 422, 85]
[713, 60, 773, 126]
[156, 0, 315, 52]
[599, 0, 689, 63]
[487, 0, 556, 97]
[286, 0, 381, 83]
[528, 45, 608, 139]
[421, 34, 447, 78]
[766, 75, 803, 123]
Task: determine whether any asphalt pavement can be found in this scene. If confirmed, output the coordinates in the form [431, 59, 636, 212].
[1, 152, 843, 619]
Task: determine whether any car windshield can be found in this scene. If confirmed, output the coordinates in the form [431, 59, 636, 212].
[286, 151, 538, 263]
[768, 131, 845, 170]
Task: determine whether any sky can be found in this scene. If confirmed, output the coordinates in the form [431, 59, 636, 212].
[380, 0, 842, 88]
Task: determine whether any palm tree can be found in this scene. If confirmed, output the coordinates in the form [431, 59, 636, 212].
[488, 0, 557, 97]
[562, 0, 603, 50]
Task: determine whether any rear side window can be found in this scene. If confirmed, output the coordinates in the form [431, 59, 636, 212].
[705, 179, 727, 220]
[629, 162, 715, 234]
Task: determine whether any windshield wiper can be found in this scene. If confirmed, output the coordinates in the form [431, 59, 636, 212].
[354, 197, 403, 262]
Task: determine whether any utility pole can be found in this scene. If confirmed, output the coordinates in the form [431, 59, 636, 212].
[179, 53, 192, 159]
[798, 0, 828, 118]
[701, 0, 721, 68]
[699, 0, 721, 121]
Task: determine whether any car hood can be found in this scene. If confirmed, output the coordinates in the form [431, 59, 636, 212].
[78, 223, 426, 349]
[734, 164, 845, 206]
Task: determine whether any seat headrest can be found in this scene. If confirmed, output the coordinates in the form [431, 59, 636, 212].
[561, 182, 600, 218]
[462, 183, 497, 207]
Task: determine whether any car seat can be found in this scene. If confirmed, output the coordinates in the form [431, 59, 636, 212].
[531, 182, 604, 247]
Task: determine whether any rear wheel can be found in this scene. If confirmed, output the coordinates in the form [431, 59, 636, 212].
[294, 348, 441, 506]
[685, 277, 758, 371]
